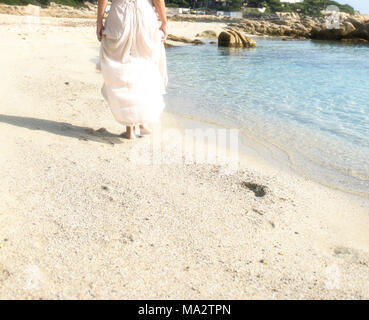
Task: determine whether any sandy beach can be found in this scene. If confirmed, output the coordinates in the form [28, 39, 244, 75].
[0, 13, 369, 299]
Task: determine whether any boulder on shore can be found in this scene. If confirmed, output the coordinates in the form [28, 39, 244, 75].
[218, 30, 256, 48]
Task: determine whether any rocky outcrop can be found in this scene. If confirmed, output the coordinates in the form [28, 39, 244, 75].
[311, 21, 356, 40]
[227, 18, 313, 39]
[218, 30, 256, 48]
[310, 20, 369, 43]
[351, 21, 369, 41]
[225, 13, 369, 44]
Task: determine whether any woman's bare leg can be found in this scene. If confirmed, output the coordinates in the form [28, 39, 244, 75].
[121, 125, 136, 139]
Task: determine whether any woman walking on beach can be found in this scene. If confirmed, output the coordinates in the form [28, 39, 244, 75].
[97, 0, 168, 139]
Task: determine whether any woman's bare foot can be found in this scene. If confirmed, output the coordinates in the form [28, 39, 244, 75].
[121, 126, 136, 140]
[139, 124, 151, 136]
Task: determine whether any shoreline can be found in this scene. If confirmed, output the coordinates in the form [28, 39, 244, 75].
[166, 109, 369, 202]
[0, 14, 368, 299]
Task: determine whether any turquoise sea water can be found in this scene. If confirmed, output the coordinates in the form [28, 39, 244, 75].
[164, 38, 369, 197]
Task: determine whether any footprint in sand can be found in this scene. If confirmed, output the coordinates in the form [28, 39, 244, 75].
[245, 209, 275, 231]
[0, 267, 10, 286]
[333, 246, 359, 263]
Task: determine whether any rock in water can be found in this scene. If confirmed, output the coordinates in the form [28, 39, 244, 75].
[218, 31, 239, 47]
[218, 31, 256, 48]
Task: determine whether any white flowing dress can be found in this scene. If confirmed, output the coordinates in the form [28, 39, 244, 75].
[99, 0, 168, 126]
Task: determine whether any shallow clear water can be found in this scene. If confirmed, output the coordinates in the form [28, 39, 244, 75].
[164, 38, 369, 197]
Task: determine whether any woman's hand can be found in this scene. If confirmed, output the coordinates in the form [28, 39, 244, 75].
[96, 20, 104, 42]
[159, 22, 167, 42]
[96, 0, 107, 41]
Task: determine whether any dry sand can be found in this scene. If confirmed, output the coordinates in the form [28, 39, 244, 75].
[167, 20, 226, 38]
[0, 14, 369, 300]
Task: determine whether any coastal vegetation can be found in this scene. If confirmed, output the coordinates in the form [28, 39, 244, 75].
[166, 0, 355, 16]
[0, 0, 356, 16]
[244, 0, 355, 15]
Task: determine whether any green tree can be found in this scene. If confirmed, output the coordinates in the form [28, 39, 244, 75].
[228, 0, 243, 11]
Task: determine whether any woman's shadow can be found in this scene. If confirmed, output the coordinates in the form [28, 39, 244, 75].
[0, 114, 123, 145]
